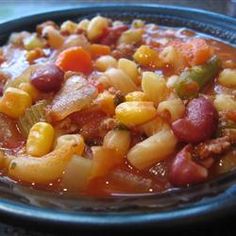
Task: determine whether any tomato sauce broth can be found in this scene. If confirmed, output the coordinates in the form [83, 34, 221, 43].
[0, 18, 235, 197]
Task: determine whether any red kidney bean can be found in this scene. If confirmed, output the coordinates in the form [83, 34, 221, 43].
[99, 25, 129, 45]
[172, 97, 218, 143]
[30, 63, 64, 92]
[169, 145, 208, 186]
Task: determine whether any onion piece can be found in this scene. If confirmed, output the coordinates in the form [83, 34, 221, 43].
[47, 74, 97, 121]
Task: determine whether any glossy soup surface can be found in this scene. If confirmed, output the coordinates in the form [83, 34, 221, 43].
[0, 16, 235, 196]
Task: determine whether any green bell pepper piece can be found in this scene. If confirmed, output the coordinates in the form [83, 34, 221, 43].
[175, 56, 222, 99]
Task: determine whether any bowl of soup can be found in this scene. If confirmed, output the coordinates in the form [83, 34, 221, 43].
[0, 4, 235, 230]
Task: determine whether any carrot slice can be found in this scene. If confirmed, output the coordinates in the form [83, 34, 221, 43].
[89, 44, 111, 59]
[184, 39, 212, 66]
[170, 39, 212, 66]
[55, 46, 92, 74]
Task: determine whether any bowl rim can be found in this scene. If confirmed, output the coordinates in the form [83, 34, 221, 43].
[0, 3, 235, 229]
[1, 3, 236, 26]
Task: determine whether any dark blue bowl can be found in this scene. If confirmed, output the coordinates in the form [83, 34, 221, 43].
[0, 4, 236, 230]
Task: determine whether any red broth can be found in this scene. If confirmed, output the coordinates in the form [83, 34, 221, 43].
[0, 18, 235, 196]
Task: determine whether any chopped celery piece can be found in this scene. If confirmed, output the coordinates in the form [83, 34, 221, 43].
[17, 100, 47, 137]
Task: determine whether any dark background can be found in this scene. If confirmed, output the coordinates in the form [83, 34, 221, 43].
[0, 0, 235, 235]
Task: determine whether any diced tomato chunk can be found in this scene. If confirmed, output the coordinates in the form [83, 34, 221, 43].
[170, 38, 212, 66]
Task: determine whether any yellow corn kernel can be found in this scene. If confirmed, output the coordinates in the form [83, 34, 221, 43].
[95, 91, 115, 115]
[26, 122, 55, 157]
[115, 101, 156, 126]
[60, 20, 78, 34]
[87, 16, 109, 41]
[19, 82, 39, 101]
[55, 134, 85, 155]
[0, 87, 32, 118]
[133, 45, 163, 68]
[125, 91, 147, 102]
[218, 68, 236, 88]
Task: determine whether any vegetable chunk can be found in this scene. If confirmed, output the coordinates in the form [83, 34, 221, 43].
[48, 75, 97, 121]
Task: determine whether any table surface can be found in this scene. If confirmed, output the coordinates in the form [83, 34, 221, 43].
[0, 0, 235, 235]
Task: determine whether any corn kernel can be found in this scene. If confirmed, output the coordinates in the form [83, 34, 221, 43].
[0, 87, 32, 118]
[218, 68, 236, 88]
[26, 122, 55, 157]
[115, 101, 156, 126]
[133, 45, 163, 68]
[95, 91, 115, 115]
[19, 82, 39, 101]
[55, 134, 85, 155]
[125, 91, 147, 102]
